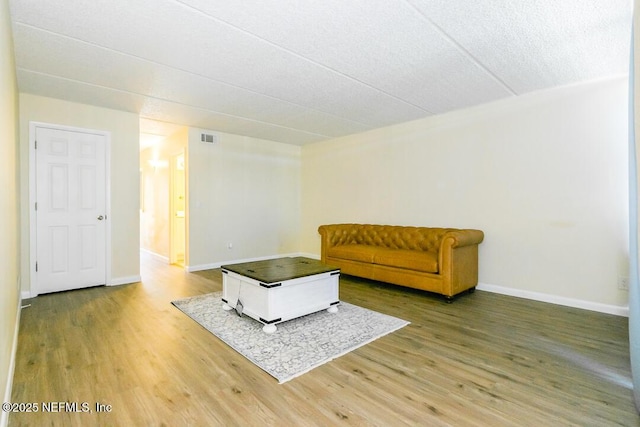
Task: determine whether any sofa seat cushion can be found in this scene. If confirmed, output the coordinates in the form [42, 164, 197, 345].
[327, 244, 379, 263]
[327, 244, 439, 274]
[373, 248, 438, 273]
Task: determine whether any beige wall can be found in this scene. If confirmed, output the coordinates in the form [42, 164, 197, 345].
[140, 127, 188, 259]
[19, 94, 141, 293]
[301, 76, 629, 309]
[0, 0, 20, 418]
[187, 128, 301, 269]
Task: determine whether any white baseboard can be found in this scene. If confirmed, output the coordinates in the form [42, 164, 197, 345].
[298, 252, 320, 260]
[109, 275, 142, 286]
[139, 248, 169, 263]
[21, 276, 140, 295]
[182, 255, 628, 317]
[477, 282, 629, 317]
[186, 253, 304, 273]
[2, 294, 22, 427]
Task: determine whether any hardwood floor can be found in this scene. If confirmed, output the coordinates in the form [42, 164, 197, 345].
[9, 254, 638, 426]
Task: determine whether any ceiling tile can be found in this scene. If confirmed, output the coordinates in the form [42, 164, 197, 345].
[178, 0, 515, 113]
[17, 69, 146, 114]
[407, 0, 632, 93]
[11, 0, 429, 126]
[17, 69, 327, 145]
[9, 0, 632, 145]
[13, 23, 371, 138]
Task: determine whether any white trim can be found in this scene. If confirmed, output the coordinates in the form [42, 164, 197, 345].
[28, 122, 112, 297]
[28, 123, 36, 298]
[104, 129, 112, 289]
[477, 282, 629, 317]
[186, 253, 302, 272]
[298, 252, 320, 260]
[20, 291, 33, 300]
[1, 295, 22, 427]
[183, 253, 629, 317]
[109, 275, 142, 287]
[169, 150, 186, 266]
[140, 248, 169, 264]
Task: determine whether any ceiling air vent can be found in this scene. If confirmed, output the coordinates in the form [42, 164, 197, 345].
[200, 132, 219, 144]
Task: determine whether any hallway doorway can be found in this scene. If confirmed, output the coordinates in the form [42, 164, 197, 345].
[170, 151, 186, 267]
[139, 120, 188, 269]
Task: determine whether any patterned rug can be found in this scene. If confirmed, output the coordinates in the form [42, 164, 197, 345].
[172, 292, 409, 384]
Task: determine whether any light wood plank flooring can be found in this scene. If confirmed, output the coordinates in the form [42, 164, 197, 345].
[9, 254, 639, 426]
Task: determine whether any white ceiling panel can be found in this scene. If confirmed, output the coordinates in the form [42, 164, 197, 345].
[11, 0, 429, 123]
[18, 69, 328, 145]
[13, 23, 367, 138]
[179, 0, 515, 113]
[13, 24, 162, 98]
[137, 100, 330, 146]
[17, 69, 146, 114]
[9, 0, 632, 145]
[407, 0, 632, 93]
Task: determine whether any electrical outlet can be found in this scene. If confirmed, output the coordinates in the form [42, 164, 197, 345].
[227, 242, 233, 250]
[619, 277, 629, 291]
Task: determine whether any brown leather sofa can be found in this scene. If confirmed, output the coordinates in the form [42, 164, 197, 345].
[318, 224, 484, 302]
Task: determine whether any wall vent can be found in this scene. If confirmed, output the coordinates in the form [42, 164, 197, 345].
[200, 132, 219, 144]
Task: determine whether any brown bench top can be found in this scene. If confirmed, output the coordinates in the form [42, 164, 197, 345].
[221, 256, 339, 284]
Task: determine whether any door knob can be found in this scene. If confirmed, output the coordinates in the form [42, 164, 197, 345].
[97, 215, 104, 220]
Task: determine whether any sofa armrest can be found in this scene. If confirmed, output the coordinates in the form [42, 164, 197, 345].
[439, 230, 484, 268]
[318, 225, 342, 262]
[439, 229, 484, 295]
[441, 229, 484, 249]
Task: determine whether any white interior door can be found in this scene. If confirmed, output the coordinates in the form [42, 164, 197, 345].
[35, 126, 107, 294]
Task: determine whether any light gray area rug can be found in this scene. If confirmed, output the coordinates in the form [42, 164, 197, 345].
[172, 292, 409, 384]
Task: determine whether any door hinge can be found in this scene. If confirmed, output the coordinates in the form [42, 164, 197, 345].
[35, 140, 37, 149]
[35, 262, 38, 272]
[35, 202, 37, 211]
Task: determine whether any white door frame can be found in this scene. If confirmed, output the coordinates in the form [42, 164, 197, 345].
[28, 121, 112, 297]
[169, 150, 186, 266]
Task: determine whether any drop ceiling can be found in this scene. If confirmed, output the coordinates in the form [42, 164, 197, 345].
[9, 0, 633, 145]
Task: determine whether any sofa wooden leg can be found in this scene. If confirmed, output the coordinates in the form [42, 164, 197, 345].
[468, 287, 476, 294]
[445, 296, 454, 304]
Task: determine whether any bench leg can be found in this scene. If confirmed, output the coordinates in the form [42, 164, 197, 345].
[263, 324, 277, 334]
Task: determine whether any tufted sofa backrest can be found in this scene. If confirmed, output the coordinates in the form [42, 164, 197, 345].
[322, 224, 456, 252]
